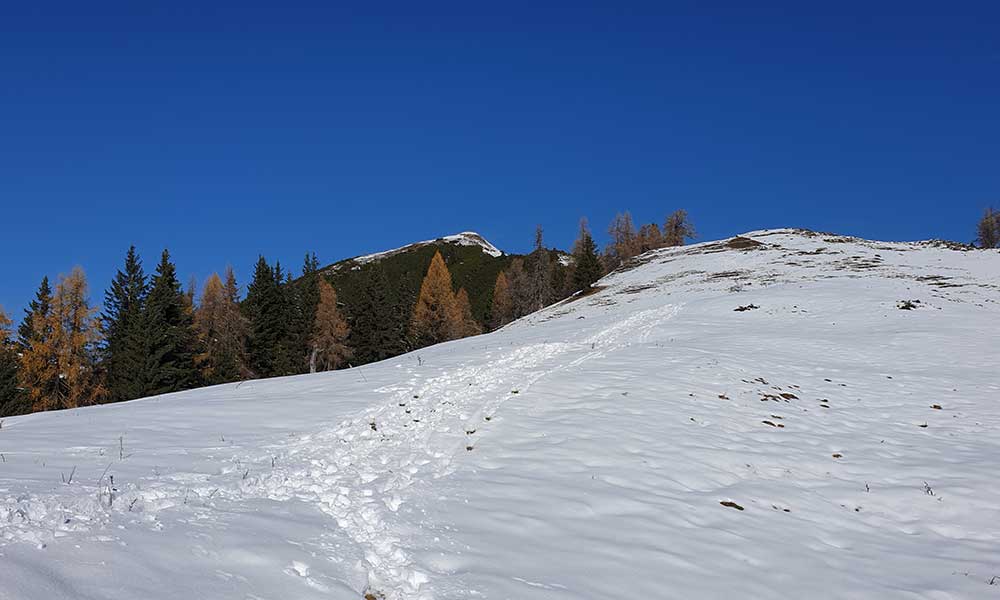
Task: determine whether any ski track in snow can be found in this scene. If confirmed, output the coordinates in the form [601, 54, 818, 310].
[1, 304, 681, 600]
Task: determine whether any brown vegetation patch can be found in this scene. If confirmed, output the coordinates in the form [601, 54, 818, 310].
[720, 501, 745, 511]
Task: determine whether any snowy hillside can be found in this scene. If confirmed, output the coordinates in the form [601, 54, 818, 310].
[2, 229, 999, 599]
[325, 232, 503, 273]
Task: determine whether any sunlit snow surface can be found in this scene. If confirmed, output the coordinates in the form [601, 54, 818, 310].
[2, 229, 999, 599]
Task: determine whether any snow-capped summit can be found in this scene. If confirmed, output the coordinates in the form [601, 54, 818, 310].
[325, 231, 503, 273]
[2, 229, 999, 600]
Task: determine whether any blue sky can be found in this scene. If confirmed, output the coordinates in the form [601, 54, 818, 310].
[1, 1, 998, 316]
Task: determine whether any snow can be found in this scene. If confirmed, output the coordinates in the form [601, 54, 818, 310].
[329, 232, 503, 272]
[2, 229, 1000, 599]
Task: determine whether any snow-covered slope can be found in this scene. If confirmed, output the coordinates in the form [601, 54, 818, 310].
[325, 231, 503, 273]
[2, 229, 999, 599]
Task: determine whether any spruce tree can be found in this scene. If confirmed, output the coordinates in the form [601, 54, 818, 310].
[296, 253, 322, 370]
[409, 251, 461, 347]
[310, 279, 352, 372]
[102, 246, 150, 402]
[18, 276, 52, 349]
[0, 307, 29, 417]
[571, 218, 603, 292]
[349, 263, 407, 365]
[144, 250, 199, 395]
[244, 256, 292, 378]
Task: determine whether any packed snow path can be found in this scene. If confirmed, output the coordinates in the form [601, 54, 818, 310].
[2, 229, 999, 599]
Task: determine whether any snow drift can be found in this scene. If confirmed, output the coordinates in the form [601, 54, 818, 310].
[1, 229, 999, 599]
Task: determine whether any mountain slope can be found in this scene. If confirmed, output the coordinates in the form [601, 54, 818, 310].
[1, 229, 999, 599]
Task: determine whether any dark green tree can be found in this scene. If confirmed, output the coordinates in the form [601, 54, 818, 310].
[571, 218, 603, 292]
[349, 263, 407, 364]
[18, 276, 52, 349]
[0, 308, 28, 417]
[244, 256, 299, 378]
[144, 250, 199, 395]
[102, 246, 150, 402]
[295, 252, 322, 368]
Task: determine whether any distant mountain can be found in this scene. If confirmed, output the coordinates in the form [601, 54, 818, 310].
[316, 231, 569, 333]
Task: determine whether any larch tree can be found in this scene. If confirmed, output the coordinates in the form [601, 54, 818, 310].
[489, 271, 514, 329]
[505, 257, 532, 319]
[976, 207, 999, 249]
[43, 267, 104, 410]
[526, 225, 554, 312]
[349, 263, 407, 364]
[144, 250, 199, 395]
[571, 218, 603, 293]
[0, 307, 28, 417]
[310, 279, 352, 372]
[409, 251, 461, 347]
[194, 270, 248, 384]
[663, 209, 696, 247]
[102, 245, 150, 402]
[17, 277, 60, 411]
[454, 288, 482, 338]
[637, 223, 664, 253]
[605, 211, 638, 268]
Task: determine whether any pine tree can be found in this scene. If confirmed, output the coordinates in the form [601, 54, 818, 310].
[292, 253, 322, 373]
[976, 207, 999, 249]
[144, 250, 199, 395]
[454, 288, 482, 338]
[571, 218, 603, 292]
[349, 264, 407, 365]
[194, 270, 248, 384]
[663, 209, 696, 246]
[0, 307, 28, 417]
[310, 279, 352, 372]
[102, 245, 150, 402]
[409, 251, 461, 347]
[489, 271, 514, 329]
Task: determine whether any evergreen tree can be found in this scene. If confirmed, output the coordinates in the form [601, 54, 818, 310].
[297, 253, 322, 369]
[18, 276, 52, 349]
[244, 256, 299, 377]
[310, 279, 352, 372]
[102, 245, 150, 402]
[349, 264, 407, 365]
[571, 218, 603, 292]
[409, 251, 461, 347]
[489, 271, 514, 329]
[976, 207, 999, 249]
[454, 288, 482, 338]
[663, 209, 696, 246]
[0, 307, 28, 417]
[144, 250, 199, 395]
[194, 270, 248, 384]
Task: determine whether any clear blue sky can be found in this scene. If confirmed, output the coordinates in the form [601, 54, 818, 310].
[1, 1, 998, 316]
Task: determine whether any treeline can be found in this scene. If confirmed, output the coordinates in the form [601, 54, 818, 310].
[0, 209, 694, 417]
